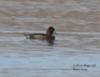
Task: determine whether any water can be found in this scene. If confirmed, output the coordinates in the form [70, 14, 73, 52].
[0, 0, 100, 76]
[0, 32, 99, 77]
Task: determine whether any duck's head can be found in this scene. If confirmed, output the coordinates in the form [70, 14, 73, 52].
[46, 26, 55, 36]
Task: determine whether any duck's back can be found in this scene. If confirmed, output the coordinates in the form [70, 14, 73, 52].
[26, 33, 46, 40]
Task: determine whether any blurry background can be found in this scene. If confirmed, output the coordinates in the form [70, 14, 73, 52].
[0, 0, 100, 77]
[0, 0, 100, 32]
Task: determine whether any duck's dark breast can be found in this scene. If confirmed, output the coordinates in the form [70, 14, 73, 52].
[46, 36, 55, 44]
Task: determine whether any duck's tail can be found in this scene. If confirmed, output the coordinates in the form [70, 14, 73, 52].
[24, 34, 30, 39]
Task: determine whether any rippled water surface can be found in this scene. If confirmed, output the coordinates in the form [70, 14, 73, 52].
[0, 32, 99, 77]
[0, 0, 100, 77]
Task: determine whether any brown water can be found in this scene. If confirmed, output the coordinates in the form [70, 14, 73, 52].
[0, 0, 100, 77]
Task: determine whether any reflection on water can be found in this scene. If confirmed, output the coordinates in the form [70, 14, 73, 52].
[0, 32, 100, 77]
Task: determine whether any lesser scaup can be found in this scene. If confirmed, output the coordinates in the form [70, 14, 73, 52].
[24, 26, 55, 44]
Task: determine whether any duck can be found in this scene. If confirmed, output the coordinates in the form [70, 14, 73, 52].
[24, 26, 55, 44]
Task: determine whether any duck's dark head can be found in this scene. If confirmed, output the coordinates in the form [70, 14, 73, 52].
[46, 26, 55, 36]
